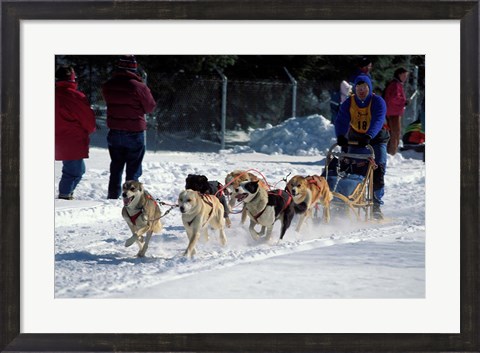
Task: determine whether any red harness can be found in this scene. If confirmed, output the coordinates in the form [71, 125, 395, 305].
[127, 194, 158, 225]
[306, 176, 323, 190]
[128, 210, 143, 225]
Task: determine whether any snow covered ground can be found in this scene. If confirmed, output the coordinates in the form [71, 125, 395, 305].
[54, 115, 425, 299]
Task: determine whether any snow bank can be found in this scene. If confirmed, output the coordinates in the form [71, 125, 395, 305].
[248, 115, 336, 156]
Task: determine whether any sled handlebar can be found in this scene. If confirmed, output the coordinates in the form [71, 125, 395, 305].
[327, 143, 375, 160]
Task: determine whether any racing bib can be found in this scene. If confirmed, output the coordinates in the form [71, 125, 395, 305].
[349, 96, 372, 133]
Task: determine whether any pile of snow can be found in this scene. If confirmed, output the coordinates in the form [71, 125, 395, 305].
[248, 115, 336, 155]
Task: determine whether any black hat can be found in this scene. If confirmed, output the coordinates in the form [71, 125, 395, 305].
[55, 65, 76, 82]
[357, 56, 372, 68]
[115, 55, 138, 72]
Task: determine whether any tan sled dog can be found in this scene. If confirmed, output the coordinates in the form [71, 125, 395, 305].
[285, 175, 333, 231]
[225, 170, 269, 223]
[178, 189, 227, 257]
[122, 181, 163, 257]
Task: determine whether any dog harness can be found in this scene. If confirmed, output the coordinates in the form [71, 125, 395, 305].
[186, 193, 214, 227]
[306, 176, 324, 190]
[251, 190, 292, 222]
[127, 194, 158, 226]
[128, 210, 143, 226]
[214, 182, 225, 197]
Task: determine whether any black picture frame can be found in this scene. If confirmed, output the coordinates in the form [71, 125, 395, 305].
[1, 1, 479, 352]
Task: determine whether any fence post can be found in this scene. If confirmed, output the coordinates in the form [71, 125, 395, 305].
[284, 67, 297, 118]
[216, 68, 227, 150]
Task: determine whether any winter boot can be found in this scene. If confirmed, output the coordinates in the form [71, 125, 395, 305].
[373, 203, 384, 220]
[58, 193, 74, 200]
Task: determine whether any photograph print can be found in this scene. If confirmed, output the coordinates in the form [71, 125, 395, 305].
[54, 54, 426, 299]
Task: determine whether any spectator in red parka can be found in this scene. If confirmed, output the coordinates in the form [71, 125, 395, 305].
[384, 67, 409, 155]
[102, 55, 156, 199]
[55, 65, 96, 200]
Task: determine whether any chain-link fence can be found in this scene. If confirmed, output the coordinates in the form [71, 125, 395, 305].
[79, 68, 422, 152]
[149, 75, 223, 141]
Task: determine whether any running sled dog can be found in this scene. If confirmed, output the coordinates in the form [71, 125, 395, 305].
[178, 189, 227, 257]
[285, 174, 333, 231]
[224, 170, 269, 224]
[122, 181, 163, 257]
[185, 173, 231, 227]
[235, 181, 295, 241]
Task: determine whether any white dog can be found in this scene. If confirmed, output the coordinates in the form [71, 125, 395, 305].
[178, 189, 227, 257]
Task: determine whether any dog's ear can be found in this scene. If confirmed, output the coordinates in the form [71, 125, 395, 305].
[200, 175, 208, 183]
[185, 174, 194, 188]
[178, 190, 184, 203]
[245, 181, 259, 193]
[138, 182, 143, 192]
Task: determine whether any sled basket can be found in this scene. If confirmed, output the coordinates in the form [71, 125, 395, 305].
[323, 143, 376, 221]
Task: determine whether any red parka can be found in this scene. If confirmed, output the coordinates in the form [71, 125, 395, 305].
[384, 78, 407, 116]
[55, 81, 96, 161]
[102, 71, 156, 132]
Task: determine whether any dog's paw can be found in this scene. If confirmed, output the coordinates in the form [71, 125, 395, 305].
[183, 248, 196, 257]
[249, 232, 260, 241]
[270, 239, 281, 246]
[220, 235, 227, 246]
[265, 235, 276, 245]
[124, 235, 137, 248]
[225, 217, 232, 228]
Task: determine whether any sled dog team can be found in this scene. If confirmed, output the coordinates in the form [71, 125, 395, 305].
[121, 170, 333, 258]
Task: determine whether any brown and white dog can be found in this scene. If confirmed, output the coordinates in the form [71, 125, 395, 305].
[122, 181, 163, 257]
[235, 181, 295, 242]
[178, 189, 227, 257]
[285, 175, 333, 231]
[224, 170, 269, 224]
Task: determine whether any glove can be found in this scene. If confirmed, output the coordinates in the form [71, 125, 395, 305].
[337, 135, 348, 147]
[356, 134, 371, 147]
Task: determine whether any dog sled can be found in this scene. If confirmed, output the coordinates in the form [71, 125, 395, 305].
[323, 143, 376, 221]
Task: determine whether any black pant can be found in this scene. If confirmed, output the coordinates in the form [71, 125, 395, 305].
[107, 130, 145, 199]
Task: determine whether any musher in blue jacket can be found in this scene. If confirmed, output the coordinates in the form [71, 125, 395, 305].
[334, 74, 390, 220]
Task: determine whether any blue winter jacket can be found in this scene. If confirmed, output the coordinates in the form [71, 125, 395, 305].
[335, 74, 389, 144]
